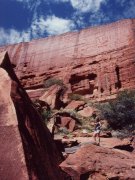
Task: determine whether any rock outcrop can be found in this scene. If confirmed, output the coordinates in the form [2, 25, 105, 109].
[0, 19, 135, 102]
[0, 51, 70, 180]
[60, 144, 135, 180]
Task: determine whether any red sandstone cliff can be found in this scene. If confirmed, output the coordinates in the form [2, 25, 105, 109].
[0, 51, 70, 180]
[0, 19, 135, 101]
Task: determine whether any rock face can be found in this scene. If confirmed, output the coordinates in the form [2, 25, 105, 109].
[0, 51, 70, 180]
[0, 19, 135, 101]
[39, 84, 65, 109]
[58, 116, 76, 132]
[60, 144, 135, 180]
[0, 54, 29, 179]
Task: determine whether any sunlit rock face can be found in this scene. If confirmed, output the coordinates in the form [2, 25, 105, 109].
[60, 144, 135, 179]
[0, 51, 69, 180]
[1, 19, 135, 101]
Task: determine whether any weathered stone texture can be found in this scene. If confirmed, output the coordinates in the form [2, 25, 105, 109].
[0, 54, 29, 179]
[60, 144, 135, 179]
[0, 19, 135, 101]
[0, 52, 70, 180]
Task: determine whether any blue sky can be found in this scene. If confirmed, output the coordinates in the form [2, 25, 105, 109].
[0, 0, 135, 46]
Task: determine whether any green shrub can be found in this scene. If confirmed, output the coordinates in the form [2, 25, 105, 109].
[43, 78, 64, 88]
[68, 93, 83, 101]
[98, 90, 135, 130]
[41, 110, 52, 124]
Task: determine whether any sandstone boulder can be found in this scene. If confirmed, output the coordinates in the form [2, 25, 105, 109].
[0, 51, 70, 180]
[26, 88, 45, 101]
[52, 115, 76, 133]
[60, 144, 135, 180]
[78, 106, 97, 117]
[60, 117, 76, 132]
[65, 100, 85, 111]
[39, 84, 65, 109]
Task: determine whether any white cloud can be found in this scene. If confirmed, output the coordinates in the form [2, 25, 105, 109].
[0, 15, 76, 45]
[71, 0, 104, 12]
[55, 0, 106, 12]
[31, 15, 76, 36]
[0, 28, 31, 45]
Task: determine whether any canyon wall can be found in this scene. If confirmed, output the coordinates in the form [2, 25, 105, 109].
[0, 19, 135, 101]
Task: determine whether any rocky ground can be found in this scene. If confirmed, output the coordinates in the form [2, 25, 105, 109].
[54, 132, 135, 180]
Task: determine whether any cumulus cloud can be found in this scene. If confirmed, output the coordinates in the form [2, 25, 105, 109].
[55, 0, 106, 12]
[0, 28, 31, 45]
[71, 0, 105, 12]
[31, 15, 76, 36]
[0, 14, 76, 45]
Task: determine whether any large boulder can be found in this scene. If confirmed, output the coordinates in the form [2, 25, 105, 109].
[78, 106, 97, 117]
[60, 116, 76, 132]
[39, 84, 65, 109]
[51, 115, 76, 134]
[60, 144, 135, 179]
[65, 100, 85, 111]
[0, 51, 70, 180]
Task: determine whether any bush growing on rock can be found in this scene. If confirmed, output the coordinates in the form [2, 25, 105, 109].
[98, 90, 135, 130]
[68, 93, 83, 101]
[43, 78, 64, 88]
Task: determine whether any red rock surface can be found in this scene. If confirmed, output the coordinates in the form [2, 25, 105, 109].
[60, 117, 76, 132]
[0, 54, 29, 180]
[78, 106, 96, 117]
[0, 51, 70, 180]
[60, 144, 135, 179]
[65, 100, 85, 110]
[39, 84, 64, 109]
[0, 19, 135, 101]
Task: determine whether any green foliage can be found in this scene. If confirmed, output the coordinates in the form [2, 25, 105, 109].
[41, 110, 52, 123]
[68, 93, 83, 101]
[43, 78, 64, 88]
[98, 90, 135, 130]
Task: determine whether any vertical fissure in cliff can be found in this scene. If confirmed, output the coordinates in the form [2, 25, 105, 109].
[115, 65, 121, 89]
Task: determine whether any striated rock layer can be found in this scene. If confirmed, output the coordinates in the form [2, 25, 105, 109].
[0, 51, 70, 180]
[0, 19, 135, 101]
